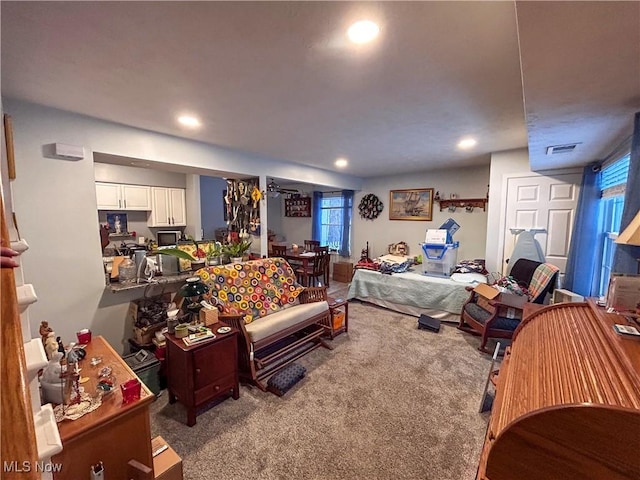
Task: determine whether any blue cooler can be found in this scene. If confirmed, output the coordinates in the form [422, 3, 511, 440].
[420, 241, 459, 277]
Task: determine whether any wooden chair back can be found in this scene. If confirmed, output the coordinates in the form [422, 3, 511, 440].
[271, 244, 287, 257]
[304, 239, 320, 251]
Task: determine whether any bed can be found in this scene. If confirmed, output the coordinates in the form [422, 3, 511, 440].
[346, 268, 481, 322]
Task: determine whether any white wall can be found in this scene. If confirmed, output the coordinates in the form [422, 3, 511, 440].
[5, 99, 361, 352]
[353, 166, 490, 263]
[485, 149, 531, 273]
[93, 162, 187, 188]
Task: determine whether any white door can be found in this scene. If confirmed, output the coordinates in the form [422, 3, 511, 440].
[503, 172, 581, 274]
[122, 185, 151, 210]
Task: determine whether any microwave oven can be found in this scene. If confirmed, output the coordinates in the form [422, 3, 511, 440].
[156, 230, 182, 247]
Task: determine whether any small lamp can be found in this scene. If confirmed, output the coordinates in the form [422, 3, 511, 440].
[615, 209, 640, 274]
[179, 276, 210, 323]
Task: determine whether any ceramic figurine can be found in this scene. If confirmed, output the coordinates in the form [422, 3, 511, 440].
[39, 321, 53, 344]
[44, 332, 59, 360]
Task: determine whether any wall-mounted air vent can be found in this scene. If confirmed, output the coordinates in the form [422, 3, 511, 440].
[546, 143, 580, 155]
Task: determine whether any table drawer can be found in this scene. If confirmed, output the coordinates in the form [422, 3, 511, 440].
[194, 374, 236, 405]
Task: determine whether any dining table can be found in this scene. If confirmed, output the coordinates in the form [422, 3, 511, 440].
[282, 249, 329, 286]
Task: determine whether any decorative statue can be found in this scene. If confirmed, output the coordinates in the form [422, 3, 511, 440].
[44, 332, 59, 360]
[39, 321, 53, 345]
[57, 336, 65, 355]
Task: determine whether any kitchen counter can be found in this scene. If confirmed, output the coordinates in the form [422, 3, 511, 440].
[107, 272, 193, 293]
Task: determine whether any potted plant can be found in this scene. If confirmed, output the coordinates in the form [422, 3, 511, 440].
[223, 239, 252, 263]
[205, 241, 223, 266]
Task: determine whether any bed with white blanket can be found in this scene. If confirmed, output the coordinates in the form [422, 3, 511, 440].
[346, 268, 482, 322]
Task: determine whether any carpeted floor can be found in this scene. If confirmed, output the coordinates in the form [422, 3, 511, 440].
[150, 301, 493, 480]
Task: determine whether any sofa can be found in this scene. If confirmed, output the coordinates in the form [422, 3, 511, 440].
[196, 258, 331, 390]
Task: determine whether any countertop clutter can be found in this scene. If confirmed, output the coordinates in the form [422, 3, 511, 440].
[108, 272, 192, 293]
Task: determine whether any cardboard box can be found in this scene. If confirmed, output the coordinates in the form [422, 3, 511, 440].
[152, 436, 183, 480]
[473, 283, 500, 300]
[133, 323, 165, 345]
[333, 262, 354, 283]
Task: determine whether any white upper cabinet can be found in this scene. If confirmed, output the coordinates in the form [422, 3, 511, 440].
[95, 182, 151, 211]
[148, 187, 186, 227]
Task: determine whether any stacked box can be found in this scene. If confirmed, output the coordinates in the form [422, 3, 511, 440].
[333, 262, 354, 282]
[420, 242, 459, 277]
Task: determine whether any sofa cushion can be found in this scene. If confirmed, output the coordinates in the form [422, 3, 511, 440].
[245, 301, 328, 343]
[198, 258, 304, 324]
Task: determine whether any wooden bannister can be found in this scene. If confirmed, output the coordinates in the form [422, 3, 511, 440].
[1, 195, 39, 479]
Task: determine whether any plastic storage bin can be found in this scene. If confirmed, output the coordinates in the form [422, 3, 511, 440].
[420, 242, 459, 277]
[123, 349, 161, 396]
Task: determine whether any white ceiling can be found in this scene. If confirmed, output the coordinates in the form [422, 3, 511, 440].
[2, 1, 638, 178]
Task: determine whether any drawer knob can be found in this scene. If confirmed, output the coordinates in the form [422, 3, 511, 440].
[195, 368, 201, 374]
[215, 385, 220, 391]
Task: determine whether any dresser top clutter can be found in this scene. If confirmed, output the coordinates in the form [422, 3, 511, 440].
[477, 299, 640, 480]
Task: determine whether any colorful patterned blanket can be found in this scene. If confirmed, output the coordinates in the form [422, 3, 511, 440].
[527, 263, 559, 302]
[196, 258, 304, 324]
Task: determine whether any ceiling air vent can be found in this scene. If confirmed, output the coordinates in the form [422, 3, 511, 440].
[546, 143, 579, 155]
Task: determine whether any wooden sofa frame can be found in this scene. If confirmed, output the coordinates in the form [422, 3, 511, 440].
[220, 286, 332, 391]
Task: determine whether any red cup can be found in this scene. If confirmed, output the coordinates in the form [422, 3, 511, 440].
[76, 329, 92, 344]
[121, 378, 141, 404]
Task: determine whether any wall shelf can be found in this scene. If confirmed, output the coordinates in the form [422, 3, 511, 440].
[437, 198, 488, 212]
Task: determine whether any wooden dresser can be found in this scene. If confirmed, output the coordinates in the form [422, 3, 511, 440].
[477, 299, 640, 480]
[52, 336, 154, 479]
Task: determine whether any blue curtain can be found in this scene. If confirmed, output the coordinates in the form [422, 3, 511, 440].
[311, 191, 323, 241]
[339, 190, 354, 257]
[563, 165, 601, 296]
[613, 111, 640, 273]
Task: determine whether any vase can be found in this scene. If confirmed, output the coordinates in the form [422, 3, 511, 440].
[206, 257, 220, 266]
[231, 257, 243, 264]
[191, 260, 206, 271]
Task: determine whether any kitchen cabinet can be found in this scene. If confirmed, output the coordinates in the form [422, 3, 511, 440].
[96, 182, 151, 210]
[148, 187, 186, 227]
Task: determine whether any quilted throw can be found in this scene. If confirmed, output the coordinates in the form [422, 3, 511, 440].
[527, 263, 559, 302]
[197, 258, 304, 324]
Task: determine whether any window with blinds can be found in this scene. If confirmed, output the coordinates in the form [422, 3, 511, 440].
[597, 153, 631, 295]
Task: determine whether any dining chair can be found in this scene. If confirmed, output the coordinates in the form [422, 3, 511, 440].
[271, 244, 287, 257]
[295, 250, 329, 287]
[313, 245, 330, 286]
[304, 239, 320, 251]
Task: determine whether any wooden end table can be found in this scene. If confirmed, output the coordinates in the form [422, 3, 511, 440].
[327, 297, 349, 339]
[165, 323, 239, 426]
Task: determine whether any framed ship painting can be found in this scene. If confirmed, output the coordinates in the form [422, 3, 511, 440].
[389, 188, 434, 221]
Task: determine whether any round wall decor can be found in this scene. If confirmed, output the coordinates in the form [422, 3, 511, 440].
[358, 193, 383, 220]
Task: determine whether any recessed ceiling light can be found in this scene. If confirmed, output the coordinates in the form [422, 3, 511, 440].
[177, 115, 201, 128]
[335, 158, 348, 168]
[457, 137, 477, 150]
[347, 20, 379, 44]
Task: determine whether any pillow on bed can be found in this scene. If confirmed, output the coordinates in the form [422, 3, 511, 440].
[450, 272, 487, 284]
